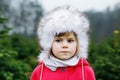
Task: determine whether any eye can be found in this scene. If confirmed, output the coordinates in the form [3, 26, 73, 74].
[68, 39, 74, 43]
[55, 39, 62, 42]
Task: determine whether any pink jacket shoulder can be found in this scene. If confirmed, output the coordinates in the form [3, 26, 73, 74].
[30, 59, 96, 80]
[30, 62, 43, 80]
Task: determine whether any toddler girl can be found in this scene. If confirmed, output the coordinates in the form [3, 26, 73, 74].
[30, 5, 96, 80]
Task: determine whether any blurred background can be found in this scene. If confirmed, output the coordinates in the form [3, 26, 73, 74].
[0, 0, 120, 80]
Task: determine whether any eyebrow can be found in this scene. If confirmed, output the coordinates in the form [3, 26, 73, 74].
[55, 36, 76, 40]
[68, 38, 75, 39]
[54, 37, 63, 39]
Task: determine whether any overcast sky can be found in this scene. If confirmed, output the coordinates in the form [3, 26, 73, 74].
[39, 0, 120, 12]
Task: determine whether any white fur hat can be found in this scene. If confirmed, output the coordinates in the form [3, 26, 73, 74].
[37, 5, 90, 61]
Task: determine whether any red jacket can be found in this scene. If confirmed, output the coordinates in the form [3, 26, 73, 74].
[30, 59, 96, 80]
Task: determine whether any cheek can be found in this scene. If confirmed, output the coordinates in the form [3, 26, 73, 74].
[71, 43, 78, 52]
[52, 43, 59, 49]
[51, 43, 59, 53]
[72, 43, 77, 48]
[75, 44, 79, 55]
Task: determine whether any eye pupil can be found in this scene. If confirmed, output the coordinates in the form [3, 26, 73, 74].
[68, 40, 74, 43]
[56, 39, 62, 42]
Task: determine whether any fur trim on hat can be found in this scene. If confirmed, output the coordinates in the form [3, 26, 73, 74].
[37, 5, 90, 61]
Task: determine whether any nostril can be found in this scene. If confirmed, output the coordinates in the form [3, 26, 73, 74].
[63, 45, 68, 48]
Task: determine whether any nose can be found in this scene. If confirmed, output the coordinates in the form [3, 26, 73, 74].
[62, 41, 68, 48]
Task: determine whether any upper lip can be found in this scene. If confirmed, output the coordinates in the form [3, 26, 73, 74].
[60, 51, 69, 52]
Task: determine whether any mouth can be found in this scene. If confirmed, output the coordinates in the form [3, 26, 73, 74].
[60, 51, 69, 53]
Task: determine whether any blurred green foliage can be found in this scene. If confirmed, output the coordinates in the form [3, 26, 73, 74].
[89, 36, 120, 80]
[0, 13, 39, 80]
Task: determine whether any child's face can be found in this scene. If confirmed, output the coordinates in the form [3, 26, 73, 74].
[51, 32, 78, 60]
